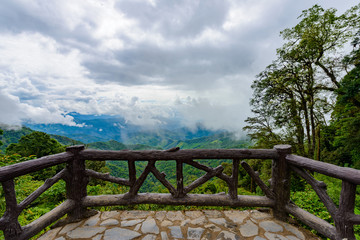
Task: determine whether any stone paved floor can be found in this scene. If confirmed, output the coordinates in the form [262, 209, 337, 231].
[37, 210, 320, 240]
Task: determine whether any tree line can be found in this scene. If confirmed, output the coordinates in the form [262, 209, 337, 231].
[244, 4, 360, 169]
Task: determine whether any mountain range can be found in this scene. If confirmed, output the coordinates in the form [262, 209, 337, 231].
[1, 113, 250, 152]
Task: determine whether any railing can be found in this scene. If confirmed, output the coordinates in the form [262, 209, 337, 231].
[0, 145, 359, 240]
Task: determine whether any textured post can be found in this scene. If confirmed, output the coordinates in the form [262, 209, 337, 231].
[335, 180, 356, 240]
[128, 160, 136, 186]
[229, 159, 239, 199]
[272, 145, 291, 221]
[176, 160, 184, 197]
[65, 145, 92, 221]
[1, 180, 22, 240]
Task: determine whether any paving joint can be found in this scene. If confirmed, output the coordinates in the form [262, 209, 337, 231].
[38, 210, 320, 240]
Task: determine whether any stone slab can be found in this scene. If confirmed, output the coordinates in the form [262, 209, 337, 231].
[67, 226, 106, 239]
[104, 228, 141, 240]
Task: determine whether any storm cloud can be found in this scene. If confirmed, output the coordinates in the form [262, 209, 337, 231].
[0, 0, 357, 132]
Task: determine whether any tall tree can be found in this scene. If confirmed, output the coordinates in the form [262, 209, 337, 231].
[244, 4, 360, 158]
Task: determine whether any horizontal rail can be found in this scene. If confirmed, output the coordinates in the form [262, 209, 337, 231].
[18, 199, 75, 240]
[0, 152, 73, 182]
[285, 203, 336, 239]
[1, 145, 359, 240]
[83, 193, 275, 208]
[286, 154, 360, 185]
[80, 148, 279, 161]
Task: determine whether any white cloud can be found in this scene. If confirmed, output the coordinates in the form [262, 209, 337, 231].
[0, 0, 357, 133]
[0, 90, 80, 126]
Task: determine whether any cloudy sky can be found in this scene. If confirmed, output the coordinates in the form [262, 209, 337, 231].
[0, 0, 358, 132]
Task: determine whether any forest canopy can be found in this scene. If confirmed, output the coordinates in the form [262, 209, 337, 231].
[244, 4, 360, 169]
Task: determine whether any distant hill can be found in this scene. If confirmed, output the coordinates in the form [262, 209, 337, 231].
[0, 125, 251, 194]
[50, 134, 83, 146]
[25, 113, 220, 147]
[86, 140, 127, 150]
[167, 132, 250, 149]
[1, 113, 251, 154]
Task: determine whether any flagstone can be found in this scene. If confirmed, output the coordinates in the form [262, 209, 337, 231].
[67, 226, 106, 239]
[259, 220, 283, 232]
[104, 228, 141, 240]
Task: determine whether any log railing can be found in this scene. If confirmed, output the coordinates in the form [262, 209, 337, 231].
[0, 144, 359, 240]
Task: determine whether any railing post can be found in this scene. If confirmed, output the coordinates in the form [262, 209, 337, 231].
[1, 180, 22, 240]
[175, 160, 184, 198]
[229, 159, 239, 199]
[335, 180, 356, 240]
[272, 145, 292, 221]
[65, 145, 93, 221]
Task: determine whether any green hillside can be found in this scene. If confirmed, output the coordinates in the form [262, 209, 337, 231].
[50, 134, 83, 146]
[168, 132, 251, 149]
[0, 127, 33, 152]
[87, 140, 127, 150]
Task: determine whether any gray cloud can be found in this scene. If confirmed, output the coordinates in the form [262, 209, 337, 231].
[0, 0, 357, 131]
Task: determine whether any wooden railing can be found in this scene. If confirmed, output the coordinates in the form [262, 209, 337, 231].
[0, 145, 359, 240]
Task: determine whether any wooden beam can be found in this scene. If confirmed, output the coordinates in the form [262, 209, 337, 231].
[0, 152, 73, 182]
[183, 159, 231, 184]
[65, 146, 88, 221]
[128, 160, 136, 185]
[183, 165, 224, 194]
[149, 165, 176, 196]
[348, 213, 360, 224]
[1, 179, 22, 239]
[335, 181, 356, 240]
[285, 203, 336, 240]
[241, 161, 275, 199]
[176, 160, 184, 197]
[83, 193, 274, 208]
[18, 169, 67, 211]
[272, 145, 291, 221]
[18, 200, 75, 240]
[80, 148, 279, 161]
[229, 159, 240, 199]
[85, 169, 131, 186]
[127, 162, 152, 196]
[286, 154, 360, 185]
[290, 166, 337, 218]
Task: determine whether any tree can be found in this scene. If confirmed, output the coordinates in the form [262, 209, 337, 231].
[324, 36, 360, 168]
[244, 4, 360, 158]
[6, 131, 65, 158]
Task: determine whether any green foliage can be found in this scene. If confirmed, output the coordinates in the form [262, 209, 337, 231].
[0, 127, 33, 152]
[6, 131, 65, 158]
[0, 154, 37, 167]
[244, 3, 360, 159]
[87, 140, 127, 150]
[328, 66, 360, 168]
[50, 134, 83, 146]
[171, 132, 250, 150]
[291, 185, 333, 223]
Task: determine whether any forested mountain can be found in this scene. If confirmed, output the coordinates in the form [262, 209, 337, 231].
[25, 113, 218, 146]
[166, 132, 250, 149]
[0, 126, 247, 153]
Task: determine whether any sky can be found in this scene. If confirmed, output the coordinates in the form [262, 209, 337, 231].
[0, 0, 358, 133]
